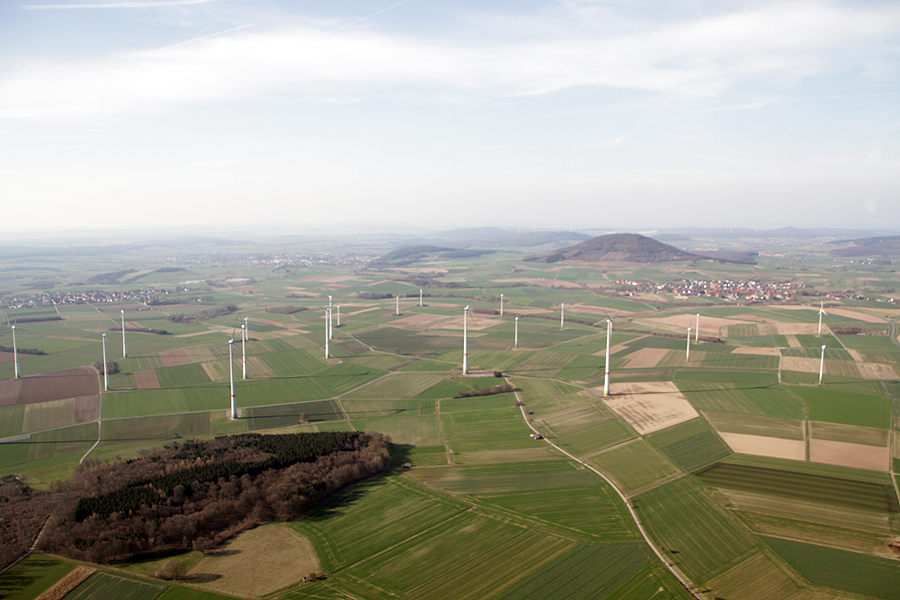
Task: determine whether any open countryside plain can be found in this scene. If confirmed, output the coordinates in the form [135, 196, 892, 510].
[2, 234, 900, 599]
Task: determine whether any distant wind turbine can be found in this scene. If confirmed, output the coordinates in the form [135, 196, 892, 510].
[328, 295, 334, 340]
[228, 336, 237, 419]
[560, 303, 565, 330]
[11, 321, 19, 379]
[101, 329, 109, 391]
[324, 307, 331, 359]
[396, 295, 400, 316]
[500, 294, 504, 317]
[604, 320, 613, 396]
[817, 300, 826, 337]
[121, 309, 127, 358]
[336, 305, 341, 328]
[419, 288, 423, 307]
[241, 319, 247, 380]
[686, 327, 691, 361]
[463, 304, 471, 374]
[514, 316, 519, 349]
[695, 313, 700, 343]
[819, 344, 826, 384]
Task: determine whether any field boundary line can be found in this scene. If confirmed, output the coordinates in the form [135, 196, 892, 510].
[509, 377, 703, 600]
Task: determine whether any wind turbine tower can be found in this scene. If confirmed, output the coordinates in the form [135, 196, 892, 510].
[463, 305, 470, 374]
[819, 344, 826, 384]
[603, 319, 612, 396]
[11, 323, 19, 379]
[817, 300, 826, 337]
[228, 339, 237, 419]
[121, 309, 127, 358]
[324, 308, 331, 359]
[686, 328, 691, 361]
[241, 323, 247, 379]
[695, 313, 700, 343]
[419, 289, 423, 307]
[560, 303, 565, 330]
[328, 296, 334, 340]
[337, 305, 341, 327]
[101, 331, 109, 391]
[514, 316, 519, 349]
[500, 294, 504, 317]
[396, 295, 400, 316]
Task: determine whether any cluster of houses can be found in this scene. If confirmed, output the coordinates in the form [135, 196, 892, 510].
[615, 278, 800, 301]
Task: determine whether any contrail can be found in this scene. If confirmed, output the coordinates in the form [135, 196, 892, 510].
[332, 0, 416, 32]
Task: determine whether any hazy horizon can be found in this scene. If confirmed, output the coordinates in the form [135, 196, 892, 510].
[2, 0, 898, 235]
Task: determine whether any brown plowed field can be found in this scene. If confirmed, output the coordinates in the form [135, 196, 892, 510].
[133, 369, 161, 389]
[0, 367, 99, 407]
[74, 394, 100, 422]
[159, 348, 193, 367]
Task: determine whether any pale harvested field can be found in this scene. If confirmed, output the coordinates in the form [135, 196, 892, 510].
[809, 421, 889, 446]
[646, 314, 757, 337]
[246, 356, 276, 377]
[133, 369, 161, 389]
[772, 323, 819, 335]
[159, 348, 193, 367]
[719, 488, 891, 533]
[779, 305, 886, 324]
[601, 381, 698, 434]
[622, 347, 669, 368]
[784, 335, 801, 347]
[781, 356, 821, 374]
[493, 277, 584, 289]
[186, 346, 216, 362]
[191, 524, 318, 598]
[857, 362, 899, 379]
[202, 362, 225, 382]
[708, 552, 845, 600]
[704, 412, 805, 440]
[718, 432, 806, 460]
[454, 447, 559, 464]
[732, 346, 780, 356]
[389, 313, 450, 329]
[74, 394, 100, 422]
[281, 287, 317, 296]
[846, 349, 864, 362]
[810, 439, 890, 471]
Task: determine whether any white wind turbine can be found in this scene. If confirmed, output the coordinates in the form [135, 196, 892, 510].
[241, 317, 248, 380]
[500, 294, 504, 317]
[695, 313, 700, 343]
[819, 344, 826, 384]
[336, 305, 341, 328]
[603, 316, 616, 396]
[215, 328, 239, 419]
[9, 320, 20, 380]
[419, 288, 423, 307]
[324, 307, 331, 359]
[328, 295, 334, 340]
[462, 304, 476, 374]
[817, 300, 826, 337]
[560, 303, 565, 330]
[514, 315, 519, 349]
[686, 327, 692, 361]
[396, 295, 400, 316]
[120, 309, 127, 358]
[101, 329, 110, 391]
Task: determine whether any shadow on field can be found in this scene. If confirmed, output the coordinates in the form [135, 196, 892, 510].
[187, 573, 223, 583]
[0, 556, 59, 593]
[303, 475, 392, 523]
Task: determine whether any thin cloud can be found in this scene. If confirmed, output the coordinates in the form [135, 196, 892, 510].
[23, 0, 215, 9]
[3, 1, 899, 118]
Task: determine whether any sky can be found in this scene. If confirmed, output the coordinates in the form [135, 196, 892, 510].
[1, 0, 898, 236]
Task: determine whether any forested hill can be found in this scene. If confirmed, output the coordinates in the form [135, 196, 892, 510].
[525, 233, 698, 263]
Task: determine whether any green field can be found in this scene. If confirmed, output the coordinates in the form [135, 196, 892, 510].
[66, 571, 166, 600]
[761, 536, 900, 600]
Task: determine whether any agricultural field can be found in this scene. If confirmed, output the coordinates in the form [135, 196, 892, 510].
[3, 233, 900, 600]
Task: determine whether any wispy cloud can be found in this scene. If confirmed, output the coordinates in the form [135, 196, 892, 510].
[4, 1, 899, 118]
[23, 0, 216, 9]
